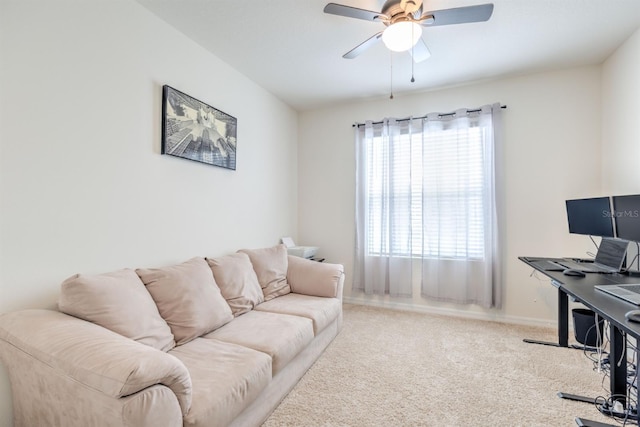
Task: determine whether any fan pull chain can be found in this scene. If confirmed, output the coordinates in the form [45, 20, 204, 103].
[411, 24, 415, 83]
[411, 58, 415, 83]
[389, 51, 394, 100]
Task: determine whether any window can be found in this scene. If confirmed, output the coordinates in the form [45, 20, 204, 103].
[354, 105, 502, 307]
[362, 119, 487, 259]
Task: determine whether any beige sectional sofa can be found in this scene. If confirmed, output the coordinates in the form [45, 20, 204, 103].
[0, 245, 344, 427]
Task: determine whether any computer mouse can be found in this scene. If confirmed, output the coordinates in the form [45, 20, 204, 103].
[625, 310, 640, 323]
[563, 268, 586, 277]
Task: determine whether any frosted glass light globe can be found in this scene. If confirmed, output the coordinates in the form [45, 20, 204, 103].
[382, 22, 422, 52]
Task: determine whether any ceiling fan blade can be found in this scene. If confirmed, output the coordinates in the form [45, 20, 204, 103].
[343, 32, 383, 59]
[421, 3, 494, 27]
[324, 3, 387, 22]
[409, 38, 431, 63]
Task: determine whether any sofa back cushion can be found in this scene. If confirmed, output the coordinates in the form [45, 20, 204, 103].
[58, 268, 176, 352]
[238, 244, 291, 301]
[206, 253, 264, 316]
[136, 257, 233, 345]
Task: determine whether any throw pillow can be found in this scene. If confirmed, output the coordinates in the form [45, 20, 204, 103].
[136, 257, 233, 345]
[238, 244, 291, 301]
[206, 253, 264, 316]
[58, 268, 176, 352]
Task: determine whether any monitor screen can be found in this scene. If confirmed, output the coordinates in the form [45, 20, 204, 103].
[565, 197, 614, 237]
[613, 194, 640, 242]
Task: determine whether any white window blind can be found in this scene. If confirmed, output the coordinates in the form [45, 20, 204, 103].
[363, 119, 486, 259]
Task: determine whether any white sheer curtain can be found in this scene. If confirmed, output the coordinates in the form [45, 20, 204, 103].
[353, 104, 502, 308]
[354, 118, 413, 297]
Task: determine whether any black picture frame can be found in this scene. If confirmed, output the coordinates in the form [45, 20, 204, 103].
[161, 85, 237, 170]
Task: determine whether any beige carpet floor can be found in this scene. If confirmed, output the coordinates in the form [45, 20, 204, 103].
[263, 304, 624, 426]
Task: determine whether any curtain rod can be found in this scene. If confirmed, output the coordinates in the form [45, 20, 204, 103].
[352, 105, 507, 128]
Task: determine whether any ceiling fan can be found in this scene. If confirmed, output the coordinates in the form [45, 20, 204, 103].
[323, 0, 494, 62]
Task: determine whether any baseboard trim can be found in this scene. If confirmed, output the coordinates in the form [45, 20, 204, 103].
[343, 296, 557, 329]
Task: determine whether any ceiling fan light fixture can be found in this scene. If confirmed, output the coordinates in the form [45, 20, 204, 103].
[382, 21, 422, 52]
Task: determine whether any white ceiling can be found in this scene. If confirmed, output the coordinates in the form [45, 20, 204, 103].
[135, 0, 640, 111]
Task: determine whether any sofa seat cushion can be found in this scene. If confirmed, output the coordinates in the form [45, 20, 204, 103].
[254, 293, 341, 336]
[169, 338, 272, 427]
[203, 310, 313, 375]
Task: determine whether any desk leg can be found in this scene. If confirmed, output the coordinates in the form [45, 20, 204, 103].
[574, 325, 634, 426]
[524, 288, 569, 347]
[609, 324, 627, 406]
[575, 418, 617, 427]
[559, 289, 569, 347]
[557, 392, 595, 404]
[555, 290, 605, 407]
[560, 325, 628, 409]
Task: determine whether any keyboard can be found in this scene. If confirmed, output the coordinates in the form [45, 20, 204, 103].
[623, 284, 640, 295]
[530, 260, 565, 271]
[559, 259, 612, 273]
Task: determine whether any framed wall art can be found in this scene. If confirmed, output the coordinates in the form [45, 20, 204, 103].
[162, 85, 237, 170]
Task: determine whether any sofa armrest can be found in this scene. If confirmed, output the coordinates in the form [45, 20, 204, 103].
[287, 255, 344, 299]
[0, 309, 192, 416]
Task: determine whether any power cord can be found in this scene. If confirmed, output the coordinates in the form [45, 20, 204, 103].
[594, 394, 638, 424]
[529, 269, 552, 282]
[588, 333, 640, 425]
[590, 235, 600, 252]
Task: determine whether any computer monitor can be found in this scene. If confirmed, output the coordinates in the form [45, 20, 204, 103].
[565, 197, 614, 237]
[612, 194, 640, 242]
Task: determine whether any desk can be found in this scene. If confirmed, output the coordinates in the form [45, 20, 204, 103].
[520, 257, 637, 350]
[520, 257, 640, 425]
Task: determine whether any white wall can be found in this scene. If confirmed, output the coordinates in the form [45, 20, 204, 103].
[0, 0, 298, 424]
[298, 67, 604, 324]
[601, 27, 640, 194]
